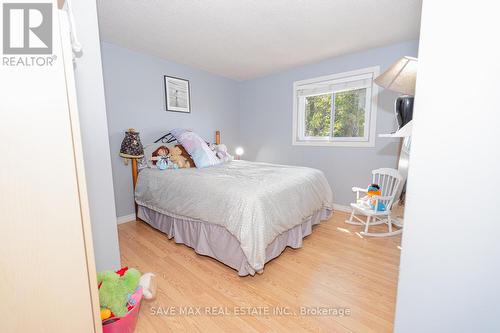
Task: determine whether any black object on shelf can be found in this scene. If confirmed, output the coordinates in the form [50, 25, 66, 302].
[395, 96, 414, 128]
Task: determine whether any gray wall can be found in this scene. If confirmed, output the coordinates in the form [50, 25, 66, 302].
[238, 40, 419, 206]
[102, 41, 418, 218]
[101, 43, 240, 218]
[72, 2, 121, 270]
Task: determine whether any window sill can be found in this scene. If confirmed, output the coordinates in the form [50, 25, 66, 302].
[292, 139, 375, 148]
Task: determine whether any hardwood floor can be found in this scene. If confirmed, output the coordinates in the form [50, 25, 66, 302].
[118, 211, 402, 333]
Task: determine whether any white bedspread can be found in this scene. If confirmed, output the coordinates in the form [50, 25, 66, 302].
[135, 160, 333, 271]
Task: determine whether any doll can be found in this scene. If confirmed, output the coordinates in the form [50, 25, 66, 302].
[151, 146, 169, 167]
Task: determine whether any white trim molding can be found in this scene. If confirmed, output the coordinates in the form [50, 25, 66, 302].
[117, 214, 136, 225]
[333, 203, 352, 213]
[292, 66, 379, 148]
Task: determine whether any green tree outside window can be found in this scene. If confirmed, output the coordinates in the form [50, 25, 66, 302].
[304, 88, 366, 138]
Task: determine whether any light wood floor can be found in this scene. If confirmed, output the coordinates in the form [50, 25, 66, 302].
[118, 211, 402, 333]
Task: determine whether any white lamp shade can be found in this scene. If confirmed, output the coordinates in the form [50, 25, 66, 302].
[375, 56, 418, 95]
[235, 147, 244, 156]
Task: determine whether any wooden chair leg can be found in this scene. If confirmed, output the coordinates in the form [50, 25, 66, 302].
[388, 215, 393, 233]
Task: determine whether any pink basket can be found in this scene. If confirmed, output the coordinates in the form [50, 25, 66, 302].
[102, 287, 143, 333]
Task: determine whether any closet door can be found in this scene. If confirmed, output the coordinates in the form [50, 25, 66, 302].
[0, 4, 101, 333]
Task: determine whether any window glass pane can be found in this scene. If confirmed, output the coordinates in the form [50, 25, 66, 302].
[333, 88, 367, 138]
[304, 93, 331, 137]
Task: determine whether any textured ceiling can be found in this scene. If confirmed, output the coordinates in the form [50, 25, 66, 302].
[97, 0, 422, 80]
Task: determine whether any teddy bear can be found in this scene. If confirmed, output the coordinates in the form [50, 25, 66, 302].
[169, 146, 191, 168]
[175, 145, 195, 166]
[211, 144, 233, 162]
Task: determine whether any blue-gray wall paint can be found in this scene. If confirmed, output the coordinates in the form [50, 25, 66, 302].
[73, 2, 121, 271]
[238, 40, 419, 206]
[102, 40, 418, 218]
[101, 43, 240, 218]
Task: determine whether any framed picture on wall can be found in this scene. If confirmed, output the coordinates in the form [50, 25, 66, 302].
[164, 75, 191, 113]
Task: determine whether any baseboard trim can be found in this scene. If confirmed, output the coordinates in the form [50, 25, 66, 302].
[333, 203, 352, 213]
[117, 213, 136, 225]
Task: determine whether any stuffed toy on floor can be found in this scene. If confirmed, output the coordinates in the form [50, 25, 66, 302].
[97, 267, 141, 319]
[138, 272, 157, 300]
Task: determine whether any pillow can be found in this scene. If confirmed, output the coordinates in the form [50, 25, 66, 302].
[143, 142, 194, 169]
[170, 129, 221, 168]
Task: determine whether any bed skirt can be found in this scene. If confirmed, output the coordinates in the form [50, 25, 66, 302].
[138, 205, 332, 276]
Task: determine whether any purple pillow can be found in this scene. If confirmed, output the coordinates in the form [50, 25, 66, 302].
[170, 129, 221, 168]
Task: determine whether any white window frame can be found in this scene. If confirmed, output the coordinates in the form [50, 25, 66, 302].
[292, 66, 380, 147]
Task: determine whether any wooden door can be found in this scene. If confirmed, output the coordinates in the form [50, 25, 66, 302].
[0, 5, 102, 333]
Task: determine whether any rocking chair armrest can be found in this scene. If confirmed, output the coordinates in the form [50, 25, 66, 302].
[352, 187, 367, 193]
[352, 187, 368, 200]
[370, 195, 393, 201]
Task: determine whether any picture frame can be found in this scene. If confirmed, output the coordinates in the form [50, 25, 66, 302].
[164, 75, 191, 113]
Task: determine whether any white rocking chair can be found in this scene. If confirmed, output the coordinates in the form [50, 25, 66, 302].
[346, 168, 403, 237]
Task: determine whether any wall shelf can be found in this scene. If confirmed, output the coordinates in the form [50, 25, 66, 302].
[378, 120, 413, 138]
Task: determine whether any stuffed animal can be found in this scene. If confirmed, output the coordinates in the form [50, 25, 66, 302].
[175, 145, 195, 166]
[366, 184, 386, 212]
[139, 272, 157, 300]
[211, 144, 233, 162]
[97, 267, 141, 318]
[169, 146, 191, 168]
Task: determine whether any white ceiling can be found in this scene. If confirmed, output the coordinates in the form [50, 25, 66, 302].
[97, 0, 422, 81]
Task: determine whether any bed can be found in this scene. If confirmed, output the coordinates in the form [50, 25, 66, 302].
[133, 131, 333, 276]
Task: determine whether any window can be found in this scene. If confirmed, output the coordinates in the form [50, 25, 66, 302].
[292, 66, 379, 147]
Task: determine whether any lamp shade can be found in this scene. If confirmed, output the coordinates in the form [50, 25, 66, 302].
[120, 129, 144, 158]
[374, 56, 418, 95]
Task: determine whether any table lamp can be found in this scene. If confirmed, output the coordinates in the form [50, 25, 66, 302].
[120, 128, 144, 160]
[375, 56, 417, 128]
[375, 57, 418, 208]
[235, 147, 244, 160]
[120, 128, 144, 218]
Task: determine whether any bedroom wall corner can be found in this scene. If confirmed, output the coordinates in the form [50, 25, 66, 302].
[100, 43, 241, 220]
[72, 1, 121, 271]
[237, 40, 419, 207]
